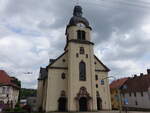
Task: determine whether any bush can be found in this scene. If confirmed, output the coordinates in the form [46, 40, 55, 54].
[14, 106, 26, 112]
[4, 106, 26, 113]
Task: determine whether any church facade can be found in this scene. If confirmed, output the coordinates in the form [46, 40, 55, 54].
[37, 6, 111, 112]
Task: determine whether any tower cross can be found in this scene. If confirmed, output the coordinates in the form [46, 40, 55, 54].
[74, 0, 80, 5]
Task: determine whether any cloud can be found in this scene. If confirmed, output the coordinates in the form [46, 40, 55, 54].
[0, 0, 150, 88]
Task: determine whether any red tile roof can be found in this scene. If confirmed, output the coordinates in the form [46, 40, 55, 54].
[110, 77, 128, 89]
[123, 74, 150, 92]
[0, 70, 11, 84]
[0, 70, 20, 88]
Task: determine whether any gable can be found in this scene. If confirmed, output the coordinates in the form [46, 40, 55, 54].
[47, 51, 68, 69]
[94, 55, 110, 72]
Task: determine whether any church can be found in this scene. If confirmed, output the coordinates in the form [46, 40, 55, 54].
[37, 5, 112, 112]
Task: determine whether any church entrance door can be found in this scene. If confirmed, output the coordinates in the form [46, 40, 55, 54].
[58, 97, 67, 111]
[79, 97, 88, 111]
[97, 97, 102, 110]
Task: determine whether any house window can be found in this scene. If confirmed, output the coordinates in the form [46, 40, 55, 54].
[61, 73, 66, 79]
[77, 30, 85, 40]
[80, 47, 84, 54]
[2, 87, 5, 94]
[129, 92, 131, 97]
[141, 91, 143, 97]
[79, 61, 86, 81]
[95, 75, 98, 80]
[134, 92, 136, 97]
[122, 92, 125, 97]
[135, 101, 138, 105]
[96, 84, 98, 88]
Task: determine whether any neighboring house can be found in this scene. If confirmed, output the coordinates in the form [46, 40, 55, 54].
[27, 96, 37, 111]
[0, 70, 20, 109]
[121, 69, 150, 110]
[110, 78, 128, 110]
[37, 5, 112, 112]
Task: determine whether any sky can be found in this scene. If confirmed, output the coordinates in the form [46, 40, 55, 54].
[0, 0, 150, 89]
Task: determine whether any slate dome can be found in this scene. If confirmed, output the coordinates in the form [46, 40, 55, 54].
[68, 5, 91, 29]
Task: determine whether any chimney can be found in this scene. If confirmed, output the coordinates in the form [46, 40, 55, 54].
[147, 69, 150, 75]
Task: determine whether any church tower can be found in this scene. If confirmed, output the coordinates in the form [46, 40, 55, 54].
[65, 6, 97, 111]
[37, 5, 111, 112]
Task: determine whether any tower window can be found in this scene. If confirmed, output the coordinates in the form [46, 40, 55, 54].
[96, 84, 98, 88]
[95, 75, 98, 80]
[80, 47, 84, 54]
[61, 73, 66, 79]
[86, 54, 88, 58]
[77, 30, 85, 40]
[79, 61, 86, 81]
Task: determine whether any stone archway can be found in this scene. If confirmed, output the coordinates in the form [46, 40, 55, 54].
[97, 97, 102, 110]
[96, 91, 102, 110]
[79, 97, 88, 111]
[58, 90, 67, 111]
[75, 87, 92, 111]
[58, 97, 67, 111]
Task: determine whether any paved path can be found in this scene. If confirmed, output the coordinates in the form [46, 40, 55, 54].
[98, 111, 150, 113]
[49, 111, 150, 113]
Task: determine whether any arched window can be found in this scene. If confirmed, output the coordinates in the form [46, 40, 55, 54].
[79, 61, 86, 81]
[95, 75, 98, 80]
[96, 84, 98, 88]
[61, 73, 66, 79]
[58, 90, 67, 111]
[96, 91, 100, 97]
[80, 47, 84, 54]
[77, 30, 85, 40]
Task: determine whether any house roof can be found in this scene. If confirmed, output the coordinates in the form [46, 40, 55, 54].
[110, 77, 128, 89]
[47, 51, 68, 68]
[0, 70, 11, 84]
[123, 74, 150, 92]
[0, 70, 20, 89]
[38, 67, 48, 80]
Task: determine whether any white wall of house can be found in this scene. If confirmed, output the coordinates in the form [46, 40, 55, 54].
[0, 86, 19, 108]
[122, 91, 150, 109]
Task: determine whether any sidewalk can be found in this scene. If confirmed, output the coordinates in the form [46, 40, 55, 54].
[47, 111, 150, 113]
[98, 111, 150, 113]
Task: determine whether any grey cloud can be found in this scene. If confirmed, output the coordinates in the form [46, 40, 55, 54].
[0, 0, 150, 88]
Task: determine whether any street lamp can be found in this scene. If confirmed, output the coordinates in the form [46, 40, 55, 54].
[101, 76, 122, 113]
